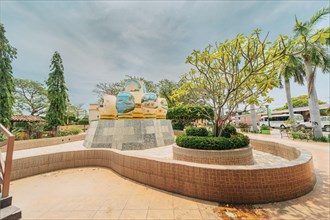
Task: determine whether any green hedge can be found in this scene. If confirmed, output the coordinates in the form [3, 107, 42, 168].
[176, 133, 249, 150]
[58, 127, 82, 136]
[220, 124, 237, 138]
[186, 127, 208, 137]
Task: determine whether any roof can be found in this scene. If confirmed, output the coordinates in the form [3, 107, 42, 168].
[11, 115, 46, 123]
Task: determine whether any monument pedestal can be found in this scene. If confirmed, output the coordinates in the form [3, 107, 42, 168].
[83, 119, 175, 150]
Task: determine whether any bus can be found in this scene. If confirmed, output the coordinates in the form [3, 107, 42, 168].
[259, 114, 304, 129]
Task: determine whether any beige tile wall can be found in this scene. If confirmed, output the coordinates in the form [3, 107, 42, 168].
[10, 139, 316, 204]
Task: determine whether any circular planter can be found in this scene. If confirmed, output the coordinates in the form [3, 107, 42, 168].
[173, 144, 254, 165]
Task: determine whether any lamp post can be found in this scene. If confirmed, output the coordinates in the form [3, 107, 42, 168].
[265, 104, 270, 127]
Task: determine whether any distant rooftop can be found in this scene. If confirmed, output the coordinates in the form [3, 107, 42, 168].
[11, 115, 45, 123]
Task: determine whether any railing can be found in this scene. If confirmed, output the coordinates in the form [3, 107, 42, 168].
[0, 124, 15, 198]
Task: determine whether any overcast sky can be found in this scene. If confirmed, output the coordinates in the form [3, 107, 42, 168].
[1, 1, 329, 110]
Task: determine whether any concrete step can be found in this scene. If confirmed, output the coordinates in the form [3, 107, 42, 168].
[0, 205, 22, 220]
[0, 196, 12, 209]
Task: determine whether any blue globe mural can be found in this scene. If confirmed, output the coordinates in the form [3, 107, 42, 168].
[116, 91, 135, 113]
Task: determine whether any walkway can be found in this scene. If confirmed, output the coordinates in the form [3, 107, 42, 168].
[245, 133, 330, 220]
[7, 135, 330, 219]
[10, 167, 219, 220]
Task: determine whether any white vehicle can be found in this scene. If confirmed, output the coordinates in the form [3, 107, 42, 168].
[301, 116, 330, 131]
[321, 116, 330, 132]
[259, 114, 304, 129]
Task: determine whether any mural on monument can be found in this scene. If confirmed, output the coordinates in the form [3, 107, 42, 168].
[116, 91, 135, 114]
[89, 79, 168, 120]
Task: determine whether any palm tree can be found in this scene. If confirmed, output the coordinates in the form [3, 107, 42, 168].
[278, 55, 305, 121]
[293, 6, 330, 137]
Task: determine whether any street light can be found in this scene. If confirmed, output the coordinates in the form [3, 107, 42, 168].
[265, 104, 270, 127]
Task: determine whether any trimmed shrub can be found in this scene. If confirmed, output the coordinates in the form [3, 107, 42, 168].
[186, 127, 208, 137]
[260, 125, 270, 130]
[220, 124, 237, 138]
[172, 122, 184, 130]
[77, 118, 89, 125]
[58, 127, 82, 136]
[176, 133, 249, 150]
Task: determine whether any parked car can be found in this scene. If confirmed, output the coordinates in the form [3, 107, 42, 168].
[259, 114, 304, 129]
[304, 116, 330, 132]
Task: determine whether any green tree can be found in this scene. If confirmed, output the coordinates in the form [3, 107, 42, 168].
[65, 103, 84, 125]
[173, 30, 288, 136]
[158, 79, 178, 107]
[167, 105, 214, 129]
[93, 75, 157, 98]
[293, 6, 330, 137]
[275, 95, 326, 110]
[0, 23, 17, 127]
[46, 51, 69, 129]
[14, 78, 48, 116]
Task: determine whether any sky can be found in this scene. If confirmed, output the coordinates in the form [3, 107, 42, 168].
[1, 0, 329, 111]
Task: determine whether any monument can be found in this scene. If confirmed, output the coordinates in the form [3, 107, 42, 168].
[84, 79, 175, 150]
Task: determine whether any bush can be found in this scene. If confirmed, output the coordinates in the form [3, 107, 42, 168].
[238, 122, 249, 128]
[260, 125, 270, 130]
[186, 127, 208, 137]
[77, 118, 89, 125]
[58, 127, 82, 136]
[172, 122, 184, 130]
[176, 133, 249, 150]
[312, 136, 329, 143]
[220, 124, 237, 138]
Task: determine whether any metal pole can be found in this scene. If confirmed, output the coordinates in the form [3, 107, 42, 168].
[266, 105, 270, 127]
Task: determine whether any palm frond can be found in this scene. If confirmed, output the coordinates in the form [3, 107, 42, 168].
[308, 6, 330, 26]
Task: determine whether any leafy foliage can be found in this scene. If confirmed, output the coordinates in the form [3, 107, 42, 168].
[275, 95, 326, 110]
[167, 105, 214, 129]
[260, 125, 270, 130]
[173, 30, 289, 137]
[186, 127, 208, 137]
[176, 133, 249, 150]
[93, 75, 157, 98]
[0, 23, 17, 127]
[220, 124, 237, 138]
[14, 78, 48, 116]
[58, 127, 82, 136]
[46, 51, 69, 129]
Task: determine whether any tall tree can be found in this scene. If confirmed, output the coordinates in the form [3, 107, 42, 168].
[14, 78, 48, 116]
[278, 55, 305, 119]
[293, 6, 330, 137]
[173, 30, 288, 136]
[158, 79, 179, 107]
[0, 23, 17, 127]
[93, 75, 157, 98]
[46, 51, 69, 129]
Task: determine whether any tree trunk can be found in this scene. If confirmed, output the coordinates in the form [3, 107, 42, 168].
[235, 112, 239, 125]
[284, 78, 295, 119]
[250, 104, 258, 132]
[304, 60, 323, 138]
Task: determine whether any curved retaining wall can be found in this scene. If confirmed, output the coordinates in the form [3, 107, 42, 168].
[10, 139, 316, 204]
[173, 145, 254, 165]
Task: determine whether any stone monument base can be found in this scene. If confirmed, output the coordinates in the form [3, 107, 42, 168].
[83, 119, 175, 150]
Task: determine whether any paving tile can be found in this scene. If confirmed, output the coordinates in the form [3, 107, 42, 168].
[38, 211, 70, 219]
[149, 197, 173, 210]
[174, 209, 203, 220]
[173, 198, 199, 210]
[119, 210, 148, 219]
[65, 211, 96, 219]
[147, 210, 174, 219]
[92, 210, 122, 220]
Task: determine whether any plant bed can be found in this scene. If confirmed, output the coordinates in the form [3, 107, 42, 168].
[261, 130, 271, 134]
[174, 126, 252, 165]
[173, 144, 254, 165]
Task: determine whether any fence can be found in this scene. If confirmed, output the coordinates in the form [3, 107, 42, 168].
[0, 124, 15, 198]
